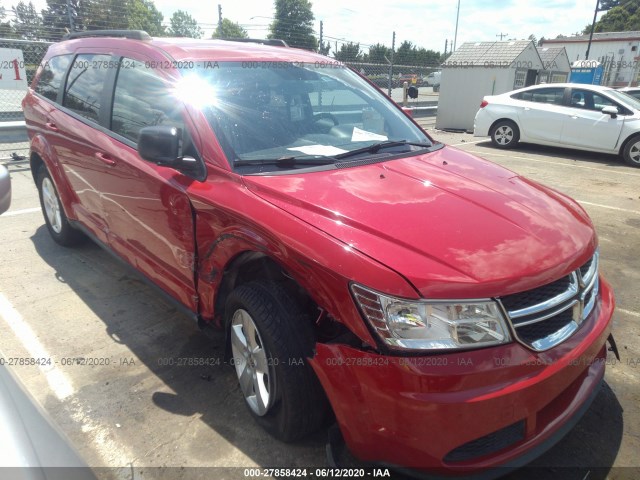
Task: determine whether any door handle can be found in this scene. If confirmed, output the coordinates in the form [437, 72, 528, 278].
[45, 122, 59, 132]
[94, 152, 117, 166]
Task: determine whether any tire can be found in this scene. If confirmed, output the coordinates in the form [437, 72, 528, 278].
[622, 135, 640, 167]
[36, 166, 85, 247]
[490, 120, 520, 149]
[225, 281, 327, 442]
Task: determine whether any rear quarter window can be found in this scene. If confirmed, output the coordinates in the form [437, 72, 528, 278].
[34, 54, 73, 102]
[63, 54, 111, 122]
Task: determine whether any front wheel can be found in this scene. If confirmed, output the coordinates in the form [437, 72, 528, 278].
[490, 120, 520, 149]
[225, 282, 327, 442]
[622, 135, 640, 167]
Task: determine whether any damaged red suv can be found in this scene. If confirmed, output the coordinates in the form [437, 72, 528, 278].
[23, 30, 616, 477]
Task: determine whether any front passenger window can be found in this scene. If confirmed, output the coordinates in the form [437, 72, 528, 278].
[111, 59, 185, 143]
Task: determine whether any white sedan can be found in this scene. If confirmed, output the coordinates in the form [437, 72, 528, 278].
[474, 83, 640, 167]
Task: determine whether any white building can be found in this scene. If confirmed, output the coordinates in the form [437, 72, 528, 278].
[541, 31, 640, 86]
[436, 40, 543, 132]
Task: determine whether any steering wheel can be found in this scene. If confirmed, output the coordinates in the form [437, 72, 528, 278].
[313, 112, 339, 126]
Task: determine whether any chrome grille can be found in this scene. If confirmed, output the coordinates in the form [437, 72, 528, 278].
[498, 251, 600, 352]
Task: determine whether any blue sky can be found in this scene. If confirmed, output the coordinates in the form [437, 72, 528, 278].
[18, 0, 599, 53]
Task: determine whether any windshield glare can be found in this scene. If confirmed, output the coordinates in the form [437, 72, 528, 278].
[178, 61, 431, 171]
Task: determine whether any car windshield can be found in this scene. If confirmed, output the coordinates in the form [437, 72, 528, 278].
[607, 89, 640, 111]
[176, 61, 433, 173]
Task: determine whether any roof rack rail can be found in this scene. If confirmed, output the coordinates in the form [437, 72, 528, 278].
[221, 38, 289, 47]
[62, 30, 152, 41]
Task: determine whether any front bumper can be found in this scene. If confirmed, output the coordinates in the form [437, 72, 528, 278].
[310, 277, 615, 476]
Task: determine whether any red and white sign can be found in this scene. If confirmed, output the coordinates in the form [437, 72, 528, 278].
[0, 48, 28, 91]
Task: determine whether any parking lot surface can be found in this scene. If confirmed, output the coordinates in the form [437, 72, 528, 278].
[0, 126, 639, 480]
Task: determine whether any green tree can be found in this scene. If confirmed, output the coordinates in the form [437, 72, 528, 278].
[12, 1, 44, 40]
[583, 0, 640, 33]
[334, 42, 361, 62]
[269, 0, 317, 50]
[168, 10, 202, 38]
[318, 40, 330, 56]
[394, 40, 416, 65]
[212, 18, 248, 39]
[127, 0, 164, 36]
[365, 43, 391, 64]
[41, 0, 88, 40]
[0, 6, 17, 38]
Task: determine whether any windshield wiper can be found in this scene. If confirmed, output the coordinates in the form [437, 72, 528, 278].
[334, 140, 432, 160]
[234, 156, 337, 167]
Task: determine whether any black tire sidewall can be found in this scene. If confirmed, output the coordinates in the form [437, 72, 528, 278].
[491, 120, 520, 149]
[36, 166, 84, 247]
[225, 282, 327, 442]
[623, 135, 640, 167]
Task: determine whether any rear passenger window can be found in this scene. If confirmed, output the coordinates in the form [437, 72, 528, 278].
[35, 54, 72, 102]
[514, 88, 564, 105]
[63, 54, 111, 122]
[111, 59, 184, 143]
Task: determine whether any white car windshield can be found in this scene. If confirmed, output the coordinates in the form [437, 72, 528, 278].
[177, 61, 433, 172]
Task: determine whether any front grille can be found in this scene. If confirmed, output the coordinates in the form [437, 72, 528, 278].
[499, 251, 599, 352]
[443, 421, 525, 463]
[500, 275, 572, 312]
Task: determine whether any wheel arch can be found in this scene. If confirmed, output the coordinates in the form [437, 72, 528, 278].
[618, 131, 640, 156]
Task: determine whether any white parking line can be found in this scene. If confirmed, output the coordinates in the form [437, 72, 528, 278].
[3, 207, 41, 217]
[0, 292, 73, 400]
[0, 292, 136, 470]
[618, 308, 640, 319]
[463, 149, 640, 178]
[577, 201, 640, 216]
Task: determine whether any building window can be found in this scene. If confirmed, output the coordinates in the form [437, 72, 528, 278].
[514, 70, 526, 88]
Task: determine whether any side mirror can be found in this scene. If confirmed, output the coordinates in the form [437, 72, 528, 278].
[602, 106, 618, 118]
[138, 126, 181, 167]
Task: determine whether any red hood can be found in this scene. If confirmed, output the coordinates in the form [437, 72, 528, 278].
[244, 147, 597, 298]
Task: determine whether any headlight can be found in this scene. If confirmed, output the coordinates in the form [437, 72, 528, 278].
[351, 284, 511, 351]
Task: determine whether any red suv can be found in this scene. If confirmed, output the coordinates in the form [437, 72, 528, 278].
[23, 30, 616, 476]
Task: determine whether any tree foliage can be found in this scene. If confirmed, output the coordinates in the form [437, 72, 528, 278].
[364, 43, 391, 64]
[269, 0, 317, 50]
[212, 18, 248, 39]
[39, 0, 164, 40]
[12, 1, 44, 40]
[392, 40, 441, 67]
[334, 42, 361, 62]
[168, 10, 202, 38]
[583, 0, 640, 33]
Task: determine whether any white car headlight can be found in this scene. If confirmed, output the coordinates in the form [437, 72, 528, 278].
[351, 284, 511, 351]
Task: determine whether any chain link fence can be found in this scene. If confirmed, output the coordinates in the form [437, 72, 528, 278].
[0, 38, 51, 120]
[0, 38, 50, 160]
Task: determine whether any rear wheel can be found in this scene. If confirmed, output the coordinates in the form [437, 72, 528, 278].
[490, 120, 520, 149]
[226, 282, 327, 442]
[36, 167, 85, 247]
[622, 135, 640, 167]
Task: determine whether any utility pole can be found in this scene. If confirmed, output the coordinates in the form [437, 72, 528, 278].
[66, 0, 74, 31]
[319, 20, 323, 53]
[218, 4, 222, 34]
[444, 39, 448, 57]
[387, 31, 395, 97]
[497, 32, 509, 40]
[453, 0, 460, 51]
[586, 0, 600, 60]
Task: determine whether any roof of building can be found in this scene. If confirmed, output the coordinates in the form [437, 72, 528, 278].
[537, 46, 570, 70]
[445, 40, 537, 66]
[543, 31, 640, 43]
